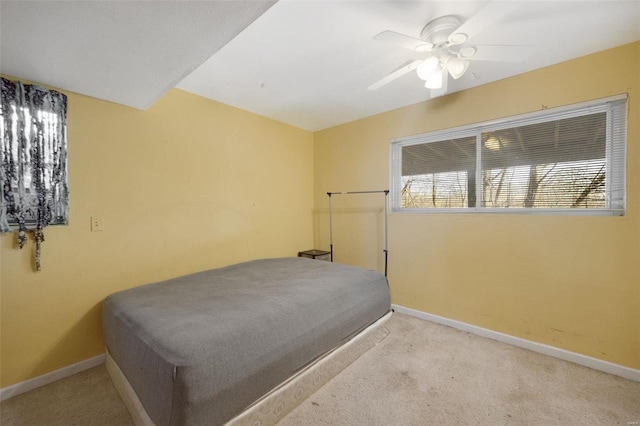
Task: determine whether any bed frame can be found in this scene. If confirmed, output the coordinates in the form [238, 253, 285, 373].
[107, 311, 391, 425]
[103, 257, 391, 425]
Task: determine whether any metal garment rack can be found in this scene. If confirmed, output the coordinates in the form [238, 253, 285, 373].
[327, 190, 389, 277]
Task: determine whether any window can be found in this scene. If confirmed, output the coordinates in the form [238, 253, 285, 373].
[391, 96, 627, 215]
[1, 78, 68, 270]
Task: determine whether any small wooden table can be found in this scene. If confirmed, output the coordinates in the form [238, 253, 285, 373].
[297, 249, 331, 260]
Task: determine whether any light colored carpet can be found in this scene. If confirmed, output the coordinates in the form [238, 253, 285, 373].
[2, 313, 639, 425]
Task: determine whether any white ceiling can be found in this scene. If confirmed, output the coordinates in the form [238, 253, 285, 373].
[0, 0, 276, 109]
[2, 1, 639, 131]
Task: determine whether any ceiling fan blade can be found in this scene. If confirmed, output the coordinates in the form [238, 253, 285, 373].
[373, 30, 433, 51]
[430, 73, 449, 98]
[466, 45, 533, 62]
[449, 1, 519, 44]
[368, 60, 423, 91]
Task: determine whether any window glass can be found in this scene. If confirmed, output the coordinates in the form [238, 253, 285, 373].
[480, 113, 607, 209]
[391, 96, 626, 215]
[401, 136, 476, 208]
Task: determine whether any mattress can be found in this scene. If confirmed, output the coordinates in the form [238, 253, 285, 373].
[102, 257, 390, 426]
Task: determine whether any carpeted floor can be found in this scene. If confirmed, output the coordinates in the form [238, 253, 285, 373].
[2, 313, 639, 425]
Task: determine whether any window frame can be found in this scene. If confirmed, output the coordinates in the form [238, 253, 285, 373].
[390, 95, 627, 216]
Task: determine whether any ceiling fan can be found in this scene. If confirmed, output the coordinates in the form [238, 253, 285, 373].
[368, 1, 531, 97]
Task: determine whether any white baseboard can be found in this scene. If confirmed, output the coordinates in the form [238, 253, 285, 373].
[2, 306, 638, 401]
[0, 353, 105, 401]
[392, 304, 640, 383]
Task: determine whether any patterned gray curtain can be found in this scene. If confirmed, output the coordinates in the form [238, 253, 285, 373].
[1, 78, 68, 271]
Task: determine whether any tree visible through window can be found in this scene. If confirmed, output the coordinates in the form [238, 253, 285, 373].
[392, 96, 626, 215]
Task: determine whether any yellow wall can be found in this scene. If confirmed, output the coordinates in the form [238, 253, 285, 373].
[0, 86, 314, 387]
[1, 42, 638, 389]
[313, 42, 640, 369]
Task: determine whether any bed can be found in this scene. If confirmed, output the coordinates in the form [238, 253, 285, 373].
[102, 257, 391, 426]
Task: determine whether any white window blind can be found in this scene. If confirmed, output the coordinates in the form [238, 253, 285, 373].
[391, 95, 627, 215]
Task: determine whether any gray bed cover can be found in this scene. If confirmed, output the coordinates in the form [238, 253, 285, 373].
[102, 257, 390, 426]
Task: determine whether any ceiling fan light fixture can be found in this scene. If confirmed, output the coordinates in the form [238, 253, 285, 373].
[416, 56, 439, 80]
[424, 68, 443, 89]
[369, 2, 529, 93]
[446, 57, 470, 79]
